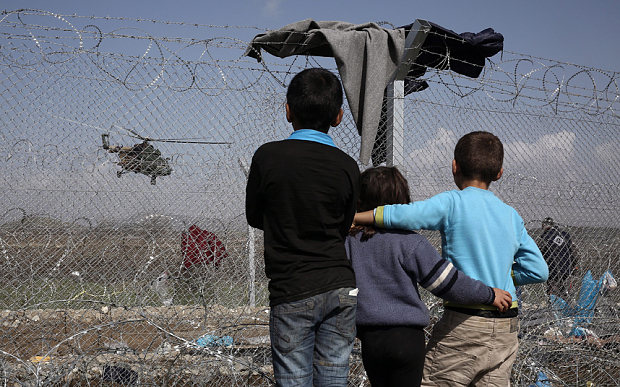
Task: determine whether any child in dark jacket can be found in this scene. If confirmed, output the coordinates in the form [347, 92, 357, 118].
[346, 166, 512, 387]
[246, 68, 360, 387]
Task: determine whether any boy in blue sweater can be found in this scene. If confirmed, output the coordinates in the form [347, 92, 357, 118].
[354, 131, 548, 386]
[347, 166, 512, 387]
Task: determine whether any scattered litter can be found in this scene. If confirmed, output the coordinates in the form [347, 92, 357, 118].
[195, 334, 233, 347]
[29, 356, 51, 363]
[531, 371, 552, 387]
[105, 340, 134, 354]
[150, 271, 173, 306]
[602, 271, 617, 293]
[157, 342, 174, 354]
[244, 335, 270, 345]
[573, 327, 599, 339]
[543, 327, 563, 337]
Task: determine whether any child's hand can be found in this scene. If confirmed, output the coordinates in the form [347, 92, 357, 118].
[491, 288, 512, 313]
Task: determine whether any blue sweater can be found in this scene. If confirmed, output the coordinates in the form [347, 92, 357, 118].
[345, 229, 494, 327]
[376, 187, 549, 304]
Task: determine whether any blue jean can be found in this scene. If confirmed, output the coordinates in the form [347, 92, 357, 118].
[269, 287, 357, 387]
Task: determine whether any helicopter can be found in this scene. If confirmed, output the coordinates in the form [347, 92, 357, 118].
[101, 128, 229, 185]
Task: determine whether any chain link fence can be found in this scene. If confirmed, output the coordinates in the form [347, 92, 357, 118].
[1, 9, 619, 386]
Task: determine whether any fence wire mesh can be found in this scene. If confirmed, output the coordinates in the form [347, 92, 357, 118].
[1, 9, 619, 386]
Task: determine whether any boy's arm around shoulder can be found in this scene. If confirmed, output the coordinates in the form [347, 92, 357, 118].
[353, 210, 374, 227]
[513, 227, 549, 285]
[405, 236, 498, 307]
[374, 192, 453, 230]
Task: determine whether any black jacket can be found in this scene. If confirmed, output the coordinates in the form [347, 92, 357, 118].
[541, 227, 574, 280]
[246, 138, 360, 306]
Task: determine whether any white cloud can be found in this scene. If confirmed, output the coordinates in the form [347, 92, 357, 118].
[406, 129, 579, 183]
[407, 127, 458, 172]
[262, 0, 285, 16]
[403, 129, 584, 197]
[503, 130, 576, 181]
[595, 142, 620, 165]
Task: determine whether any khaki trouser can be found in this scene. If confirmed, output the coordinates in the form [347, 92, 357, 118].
[421, 309, 519, 387]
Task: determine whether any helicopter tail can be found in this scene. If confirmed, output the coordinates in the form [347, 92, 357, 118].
[101, 134, 110, 150]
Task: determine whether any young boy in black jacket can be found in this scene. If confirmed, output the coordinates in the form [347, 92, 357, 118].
[246, 68, 360, 386]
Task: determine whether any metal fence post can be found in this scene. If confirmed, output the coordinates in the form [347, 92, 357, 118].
[386, 19, 431, 168]
[238, 158, 256, 307]
[248, 225, 256, 307]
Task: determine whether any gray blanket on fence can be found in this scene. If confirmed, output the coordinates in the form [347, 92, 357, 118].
[245, 19, 406, 165]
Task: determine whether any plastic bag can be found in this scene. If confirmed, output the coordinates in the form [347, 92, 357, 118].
[195, 334, 233, 347]
[602, 270, 617, 293]
[150, 271, 173, 306]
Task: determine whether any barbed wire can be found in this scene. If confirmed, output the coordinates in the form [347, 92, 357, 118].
[0, 9, 267, 31]
[3, 46, 617, 119]
[1, 9, 620, 386]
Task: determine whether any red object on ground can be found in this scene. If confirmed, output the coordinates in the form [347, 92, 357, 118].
[181, 225, 227, 269]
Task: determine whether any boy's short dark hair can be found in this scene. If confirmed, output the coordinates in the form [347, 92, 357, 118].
[454, 131, 504, 183]
[286, 68, 343, 133]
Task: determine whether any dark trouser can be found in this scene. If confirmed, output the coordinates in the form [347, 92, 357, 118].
[547, 270, 571, 297]
[357, 325, 426, 387]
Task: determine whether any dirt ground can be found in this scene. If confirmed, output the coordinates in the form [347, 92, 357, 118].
[0, 304, 278, 386]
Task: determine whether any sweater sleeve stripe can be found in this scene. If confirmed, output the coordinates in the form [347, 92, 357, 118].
[434, 270, 458, 298]
[419, 260, 445, 285]
[422, 261, 454, 293]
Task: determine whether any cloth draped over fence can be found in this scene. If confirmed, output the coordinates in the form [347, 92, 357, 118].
[245, 19, 503, 165]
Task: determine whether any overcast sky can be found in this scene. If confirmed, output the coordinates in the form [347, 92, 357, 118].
[2, 1, 619, 227]
[7, 0, 620, 72]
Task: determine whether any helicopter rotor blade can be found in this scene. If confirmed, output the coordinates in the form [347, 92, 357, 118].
[118, 127, 152, 141]
[150, 139, 232, 144]
[46, 113, 108, 131]
[118, 127, 229, 144]
[111, 125, 231, 144]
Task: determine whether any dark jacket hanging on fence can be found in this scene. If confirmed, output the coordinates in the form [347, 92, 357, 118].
[245, 19, 503, 165]
[372, 23, 504, 165]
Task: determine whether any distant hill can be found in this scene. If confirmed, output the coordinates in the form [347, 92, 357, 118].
[0, 215, 88, 233]
[0, 213, 249, 237]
